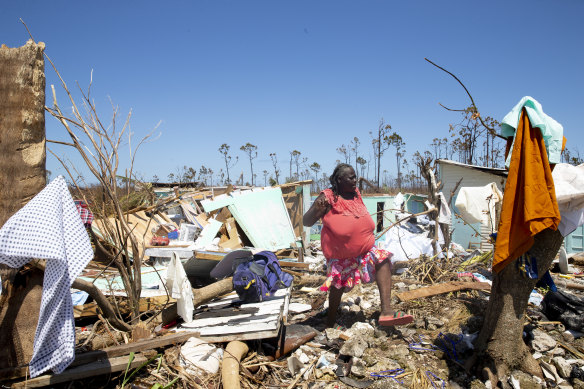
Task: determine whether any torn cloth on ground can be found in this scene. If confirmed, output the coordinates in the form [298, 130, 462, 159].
[552, 163, 584, 236]
[493, 110, 560, 273]
[0, 176, 94, 377]
[454, 183, 502, 228]
[501, 96, 564, 166]
[167, 251, 194, 323]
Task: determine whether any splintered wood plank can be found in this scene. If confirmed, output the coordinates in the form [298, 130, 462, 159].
[395, 281, 491, 302]
[11, 354, 148, 388]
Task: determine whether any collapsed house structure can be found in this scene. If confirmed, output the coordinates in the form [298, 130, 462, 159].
[3, 41, 584, 389]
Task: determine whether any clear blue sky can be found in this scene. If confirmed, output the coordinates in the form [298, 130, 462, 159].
[3, 1, 584, 186]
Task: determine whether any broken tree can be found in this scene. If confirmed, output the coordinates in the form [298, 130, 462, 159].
[0, 40, 47, 369]
[471, 106, 564, 384]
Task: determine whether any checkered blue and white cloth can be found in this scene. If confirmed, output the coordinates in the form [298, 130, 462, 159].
[0, 176, 93, 377]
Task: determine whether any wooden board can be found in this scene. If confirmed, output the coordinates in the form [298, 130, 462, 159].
[11, 354, 148, 388]
[395, 281, 491, 302]
[176, 287, 291, 342]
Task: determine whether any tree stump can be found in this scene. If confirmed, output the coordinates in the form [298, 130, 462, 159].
[471, 228, 564, 384]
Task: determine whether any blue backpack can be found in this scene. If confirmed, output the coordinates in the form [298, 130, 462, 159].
[232, 251, 294, 302]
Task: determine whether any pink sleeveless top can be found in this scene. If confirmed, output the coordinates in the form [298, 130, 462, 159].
[320, 188, 375, 260]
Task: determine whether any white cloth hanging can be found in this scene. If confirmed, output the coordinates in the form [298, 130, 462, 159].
[552, 163, 584, 236]
[0, 176, 93, 377]
[167, 251, 194, 323]
[437, 192, 452, 225]
[455, 183, 503, 228]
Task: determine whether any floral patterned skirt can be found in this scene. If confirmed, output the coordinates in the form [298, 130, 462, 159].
[320, 245, 392, 292]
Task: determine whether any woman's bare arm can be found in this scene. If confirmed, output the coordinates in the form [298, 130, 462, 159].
[303, 193, 331, 226]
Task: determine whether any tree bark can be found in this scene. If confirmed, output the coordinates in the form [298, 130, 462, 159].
[0, 40, 46, 369]
[0, 40, 46, 227]
[471, 228, 564, 384]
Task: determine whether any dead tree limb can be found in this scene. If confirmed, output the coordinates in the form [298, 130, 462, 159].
[425, 57, 506, 140]
[30, 261, 131, 332]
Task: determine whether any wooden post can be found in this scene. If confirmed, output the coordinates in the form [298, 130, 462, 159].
[0, 40, 47, 369]
[0, 40, 46, 226]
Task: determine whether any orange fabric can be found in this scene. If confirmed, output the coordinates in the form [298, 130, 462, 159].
[493, 110, 561, 273]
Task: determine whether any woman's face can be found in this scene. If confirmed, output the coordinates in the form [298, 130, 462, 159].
[337, 167, 357, 193]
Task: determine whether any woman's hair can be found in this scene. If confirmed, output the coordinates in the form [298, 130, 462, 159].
[329, 163, 353, 195]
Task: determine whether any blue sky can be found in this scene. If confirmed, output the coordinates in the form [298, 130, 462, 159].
[3, 1, 583, 186]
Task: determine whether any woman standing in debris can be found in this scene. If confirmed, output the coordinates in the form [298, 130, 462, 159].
[303, 163, 413, 328]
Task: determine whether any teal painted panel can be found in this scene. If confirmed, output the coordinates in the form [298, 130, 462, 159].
[226, 188, 297, 250]
[450, 193, 482, 250]
[404, 194, 427, 214]
[566, 224, 584, 254]
[195, 219, 223, 247]
[202, 188, 297, 250]
[201, 194, 235, 212]
[362, 197, 381, 224]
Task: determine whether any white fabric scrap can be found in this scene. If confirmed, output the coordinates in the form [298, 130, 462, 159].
[0, 176, 93, 377]
[167, 251, 194, 323]
[180, 336, 223, 374]
[552, 163, 584, 236]
[380, 224, 443, 263]
[455, 183, 503, 228]
[437, 192, 452, 225]
[393, 192, 405, 210]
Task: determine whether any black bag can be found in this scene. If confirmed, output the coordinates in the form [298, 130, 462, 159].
[541, 290, 584, 331]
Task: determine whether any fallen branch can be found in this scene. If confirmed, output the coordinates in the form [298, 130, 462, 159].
[375, 207, 437, 240]
[395, 281, 491, 302]
[31, 260, 132, 332]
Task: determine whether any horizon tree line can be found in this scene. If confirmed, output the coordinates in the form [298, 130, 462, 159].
[155, 107, 583, 192]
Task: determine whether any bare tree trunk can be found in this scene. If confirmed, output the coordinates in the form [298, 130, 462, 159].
[0, 40, 46, 368]
[0, 40, 46, 227]
[418, 156, 441, 256]
[471, 228, 563, 384]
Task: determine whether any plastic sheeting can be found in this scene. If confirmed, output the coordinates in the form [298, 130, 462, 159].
[454, 183, 503, 228]
[552, 163, 584, 236]
[379, 222, 441, 263]
[167, 251, 194, 323]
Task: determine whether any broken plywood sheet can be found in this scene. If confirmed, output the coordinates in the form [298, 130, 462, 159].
[201, 188, 297, 251]
[92, 211, 177, 259]
[218, 217, 243, 250]
[177, 286, 291, 342]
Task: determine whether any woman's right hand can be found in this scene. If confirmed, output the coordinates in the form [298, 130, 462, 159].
[312, 195, 330, 214]
[303, 193, 330, 227]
